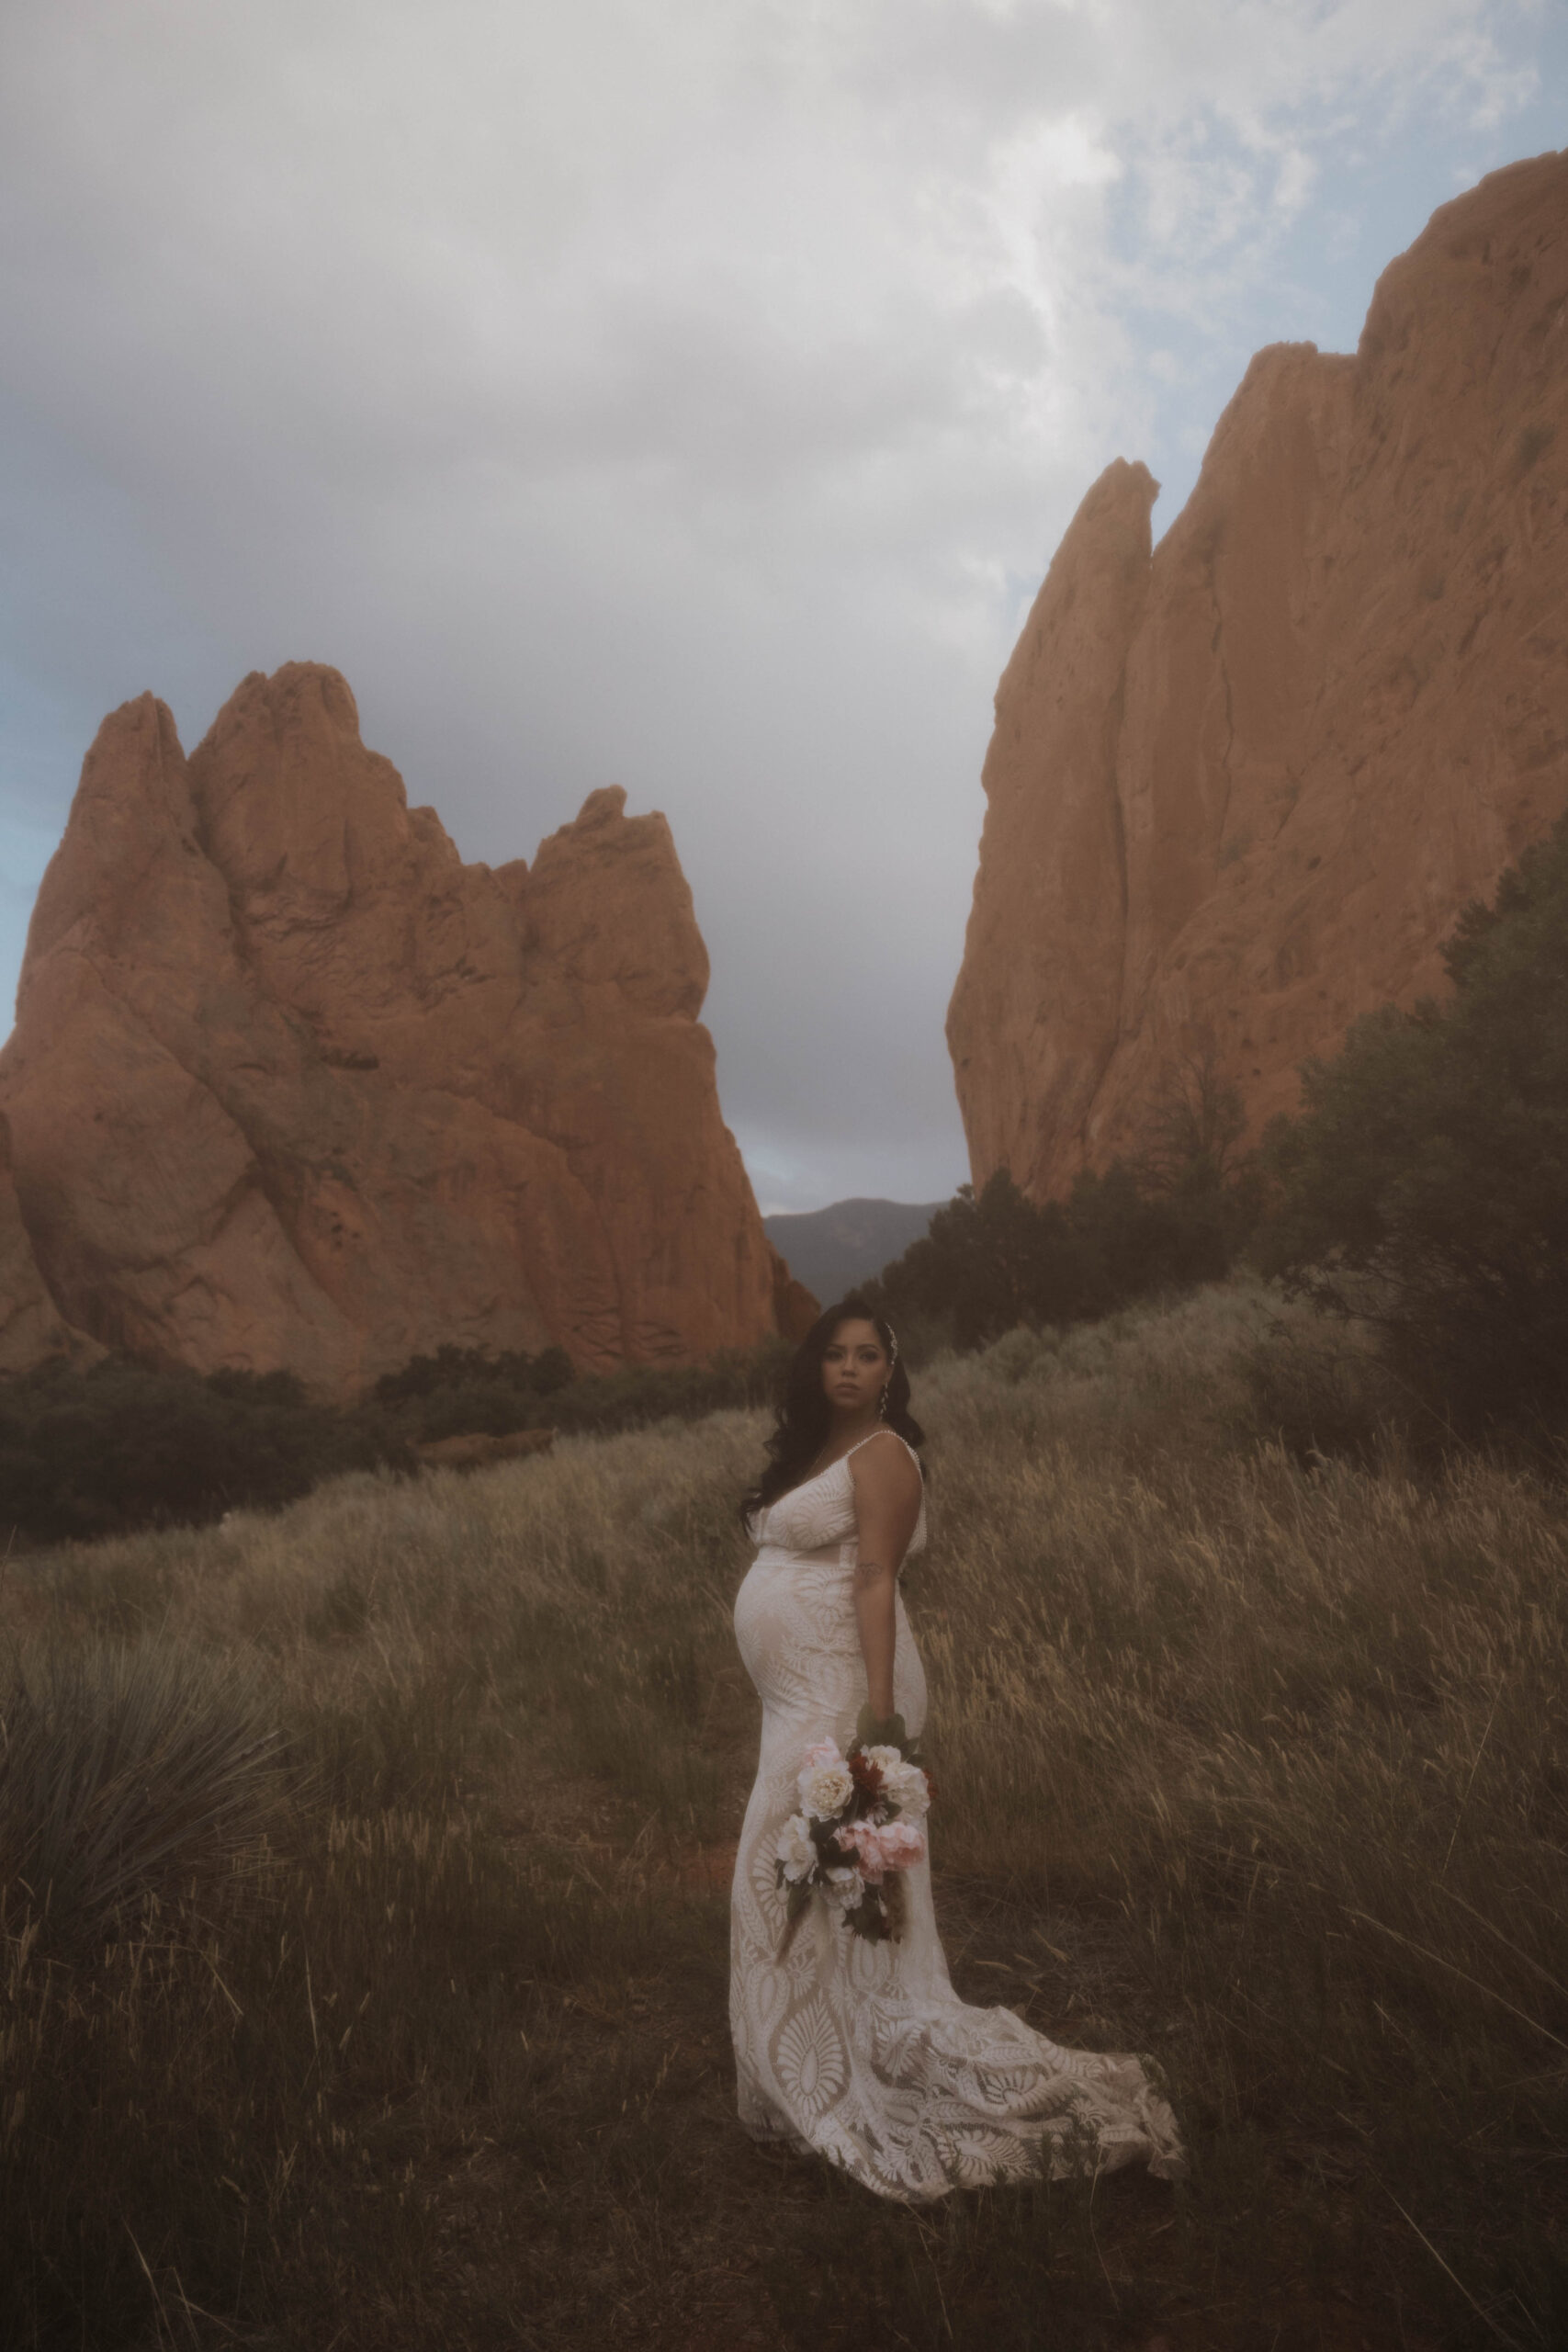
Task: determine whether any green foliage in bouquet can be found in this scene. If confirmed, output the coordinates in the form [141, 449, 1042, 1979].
[854, 1705, 922, 1765]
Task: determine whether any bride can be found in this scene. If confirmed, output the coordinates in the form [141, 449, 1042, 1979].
[730, 1296, 1185, 2200]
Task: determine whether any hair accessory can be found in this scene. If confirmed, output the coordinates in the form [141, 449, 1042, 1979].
[886, 1323, 899, 1364]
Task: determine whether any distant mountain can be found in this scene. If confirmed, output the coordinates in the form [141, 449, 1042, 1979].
[762, 1197, 944, 1306]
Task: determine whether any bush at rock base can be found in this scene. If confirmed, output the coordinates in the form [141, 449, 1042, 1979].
[866, 1132, 1259, 1359]
[1258, 808, 1568, 1451]
[0, 1338, 794, 1545]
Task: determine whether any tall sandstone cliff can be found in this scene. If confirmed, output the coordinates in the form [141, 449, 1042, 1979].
[949, 152, 1568, 1199]
[0, 664, 813, 1391]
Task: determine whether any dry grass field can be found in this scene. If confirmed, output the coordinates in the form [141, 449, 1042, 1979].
[2, 1281, 1564, 2351]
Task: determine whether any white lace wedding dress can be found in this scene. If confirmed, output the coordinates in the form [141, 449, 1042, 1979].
[729, 1430, 1185, 2200]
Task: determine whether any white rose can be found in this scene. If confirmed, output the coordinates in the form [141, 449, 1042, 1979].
[798, 1761, 855, 1820]
[862, 1745, 904, 1776]
[878, 1758, 931, 1819]
[775, 1814, 818, 1883]
[824, 1865, 864, 1910]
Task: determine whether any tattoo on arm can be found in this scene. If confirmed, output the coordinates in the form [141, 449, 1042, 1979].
[853, 1557, 892, 1589]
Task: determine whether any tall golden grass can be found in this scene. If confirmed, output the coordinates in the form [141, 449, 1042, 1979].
[1, 1278, 1563, 2349]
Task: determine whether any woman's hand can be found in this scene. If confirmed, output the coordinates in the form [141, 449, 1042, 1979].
[849, 1434, 922, 1723]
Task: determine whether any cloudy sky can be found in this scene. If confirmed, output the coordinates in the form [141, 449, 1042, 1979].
[2, 2, 1562, 1212]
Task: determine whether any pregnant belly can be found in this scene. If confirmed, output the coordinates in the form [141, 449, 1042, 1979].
[734, 1557, 857, 1703]
[734, 1559, 929, 1738]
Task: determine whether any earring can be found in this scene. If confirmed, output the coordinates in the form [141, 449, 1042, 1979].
[878, 1385, 889, 1420]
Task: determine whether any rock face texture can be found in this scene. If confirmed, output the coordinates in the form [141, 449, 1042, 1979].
[0, 1114, 100, 1374]
[949, 152, 1568, 1199]
[0, 665, 813, 1392]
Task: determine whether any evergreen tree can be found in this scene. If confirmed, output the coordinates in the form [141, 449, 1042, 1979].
[1259, 810, 1568, 1440]
[873, 1078, 1258, 1357]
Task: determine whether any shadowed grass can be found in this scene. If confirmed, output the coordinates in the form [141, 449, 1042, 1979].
[0, 1282, 1563, 2346]
[0, 1638, 284, 1954]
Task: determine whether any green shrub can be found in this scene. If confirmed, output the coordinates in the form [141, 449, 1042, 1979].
[0, 1356, 407, 1544]
[372, 1340, 574, 1404]
[1238, 1312, 1400, 1468]
[0, 1337, 795, 1545]
[1259, 809, 1568, 1445]
[372, 1337, 793, 1446]
[870, 1127, 1258, 1355]
[870, 1172, 1086, 1350]
[0, 1638, 281, 1954]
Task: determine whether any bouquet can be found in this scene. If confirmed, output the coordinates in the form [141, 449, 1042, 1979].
[774, 1706, 932, 1951]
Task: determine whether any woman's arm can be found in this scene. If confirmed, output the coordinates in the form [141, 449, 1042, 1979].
[849, 1435, 923, 1724]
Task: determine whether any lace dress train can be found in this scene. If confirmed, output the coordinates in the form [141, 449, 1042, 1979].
[728, 1434, 1185, 2202]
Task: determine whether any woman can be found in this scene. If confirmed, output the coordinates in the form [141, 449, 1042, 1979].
[730, 1297, 1184, 2200]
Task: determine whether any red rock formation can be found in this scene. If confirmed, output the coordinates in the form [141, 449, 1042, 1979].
[0, 664, 814, 1392]
[0, 1114, 98, 1374]
[950, 152, 1568, 1199]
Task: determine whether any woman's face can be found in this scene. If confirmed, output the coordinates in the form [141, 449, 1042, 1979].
[820, 1317, 890, 1417]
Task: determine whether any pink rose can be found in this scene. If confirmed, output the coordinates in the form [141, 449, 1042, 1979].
[874, 1817, 927, 1871]
[833, 1822, 883, 1882]
[835, 1816, 926, 1883]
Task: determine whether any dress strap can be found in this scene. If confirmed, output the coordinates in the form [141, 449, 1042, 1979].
[843, 1428, 919, 1470]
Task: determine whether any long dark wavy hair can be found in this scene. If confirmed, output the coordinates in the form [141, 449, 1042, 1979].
[739, 1295, 927, 1529]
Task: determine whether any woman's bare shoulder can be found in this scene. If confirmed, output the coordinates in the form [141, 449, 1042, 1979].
[847, 1429, 922, 1498]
